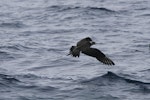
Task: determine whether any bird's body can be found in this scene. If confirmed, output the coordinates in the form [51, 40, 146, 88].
[68, 37, 115, 65]
[69, 37, 95, 57]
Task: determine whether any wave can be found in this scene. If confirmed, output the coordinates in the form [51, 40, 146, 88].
[19, 84, 56, 92]
[0, 44, 32, 60]
[15, 74, 57, 92]
[46, 5, 80, 11]
[0, 44, 32, 51]
[86, 7, 115, 12]
[0, 51, 11, 55]
[0, 22, 26, 28]
[104, 72, 150, 85]
[46, 5, 116, 13]
[0, 73, 20, 88]
[0, 73, 20, 82]
[138, 13, 150, 17]
[140, 69, 150, 72]
[82, 71, 150, 85]
[0, 73, 57, 93]
[81, 71, 150, 93]
[15, 73, 49, 80]
[0, 51, 15, 61]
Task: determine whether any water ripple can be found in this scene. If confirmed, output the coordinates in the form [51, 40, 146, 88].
[0, 22, 26, 28]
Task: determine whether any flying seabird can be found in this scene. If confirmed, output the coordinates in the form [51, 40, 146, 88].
[68, 37, 115, 65]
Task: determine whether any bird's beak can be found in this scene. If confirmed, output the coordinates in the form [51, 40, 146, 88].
[90, 41, 96, 45]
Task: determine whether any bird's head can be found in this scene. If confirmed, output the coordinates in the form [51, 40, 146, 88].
[85, 37, 92, 41]
[85, 37, 96, 45]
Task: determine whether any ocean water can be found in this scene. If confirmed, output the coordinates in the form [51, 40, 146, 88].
[0, 0, 150, 100]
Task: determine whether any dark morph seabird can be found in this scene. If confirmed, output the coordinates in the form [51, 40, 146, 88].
[68, 37, 115, 65]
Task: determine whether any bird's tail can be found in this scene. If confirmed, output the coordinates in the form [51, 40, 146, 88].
[68, 46, 80, 57]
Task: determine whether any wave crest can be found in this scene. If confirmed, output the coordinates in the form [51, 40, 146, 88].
[0, 73, 20, 88]
[82, 71, 150, 85]
[46, 5, 116, 13]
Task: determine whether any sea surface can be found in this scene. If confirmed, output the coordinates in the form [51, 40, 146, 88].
[0, 0, 150, 100]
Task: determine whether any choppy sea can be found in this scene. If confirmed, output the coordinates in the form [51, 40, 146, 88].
[0, 0, 150, 100]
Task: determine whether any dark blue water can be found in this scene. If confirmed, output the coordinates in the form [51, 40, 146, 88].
[0, 0, 150, 100]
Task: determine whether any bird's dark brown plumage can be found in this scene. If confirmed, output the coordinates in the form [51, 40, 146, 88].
[68, 37, 115, 65]
[82, 48, 115, 65]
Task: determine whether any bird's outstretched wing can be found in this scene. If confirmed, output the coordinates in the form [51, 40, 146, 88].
[82, 48, 115, 65]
